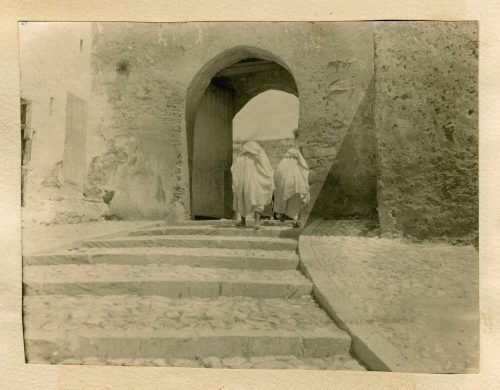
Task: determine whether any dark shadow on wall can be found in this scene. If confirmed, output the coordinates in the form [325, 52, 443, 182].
[306, 76, 378, 226]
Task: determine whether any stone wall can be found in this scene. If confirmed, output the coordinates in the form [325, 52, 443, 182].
[308, 76, 378, 219]
[374, 22, 478, 243]
[22, 22, 478, 241]
[87, 22, 375, 221]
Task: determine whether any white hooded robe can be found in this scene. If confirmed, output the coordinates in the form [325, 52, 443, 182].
[231, 141, 274, 218]
[273, 148, 310, 219]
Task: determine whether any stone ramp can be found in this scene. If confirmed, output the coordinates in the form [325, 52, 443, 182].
[22, 220, 361, 369]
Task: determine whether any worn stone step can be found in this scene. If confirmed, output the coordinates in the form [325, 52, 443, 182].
[171, 219, 286, 227]
[81, 235, 298, 251]
[23, 247, 299, 270]
[128, 225, 300, 239]
[25, 329, 351, 364]
[24, 295, 339, 333]
[42, 354, 366, 370]
[23, 264, 312, 299]
[24, 295, 351, 363]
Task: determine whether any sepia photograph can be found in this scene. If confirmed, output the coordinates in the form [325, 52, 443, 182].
[19, 21, 478, 373]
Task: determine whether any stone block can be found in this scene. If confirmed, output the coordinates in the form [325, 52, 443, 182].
[220, 281, 284, 299]
[286, 283, 313, 298]
[309, 169, 330, 185]
[302, 332, 351, 358]
[302, 147, 317, 159]
[249, 333, 302, 357]
[202, 356, 223, 368]
[221, 356, 249, 368]
[99, 335, 199, 359]
[197, 333, 250, 358]
[169, 358, 201, 367]
[314, 147, 337, 158]
[306, 158, 319, 169]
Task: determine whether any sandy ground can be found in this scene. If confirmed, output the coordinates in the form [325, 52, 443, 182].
[302, 219, 479, 373]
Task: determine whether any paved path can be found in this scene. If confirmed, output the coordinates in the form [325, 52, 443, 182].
[23, 219, 365, 370]
[300, 218, 479, 373]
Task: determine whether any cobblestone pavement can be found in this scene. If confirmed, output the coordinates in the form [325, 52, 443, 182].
[24, 295, 336, 333]
[66, 246, 298, 260]
[58, 354, 365, 370]
[24, 263, 308, 284]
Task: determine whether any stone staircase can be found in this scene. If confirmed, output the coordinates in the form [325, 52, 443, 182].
[23, 220, 364, 370]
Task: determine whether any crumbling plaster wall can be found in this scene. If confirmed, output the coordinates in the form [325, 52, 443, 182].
[19, 22, 109, 225]
[20, 22, 93, 192]
[374, 22, 478, 243]
[87, 22, 375, 221]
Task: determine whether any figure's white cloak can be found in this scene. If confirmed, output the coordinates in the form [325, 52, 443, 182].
[231, 141, 274, 218]
[274, 148, 310, 219]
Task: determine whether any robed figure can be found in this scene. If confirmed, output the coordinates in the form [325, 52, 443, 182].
[231, 141, 274, 228]
[273, 148, 310, 228]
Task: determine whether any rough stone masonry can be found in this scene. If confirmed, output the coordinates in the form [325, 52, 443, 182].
[23, 21, 478, 244]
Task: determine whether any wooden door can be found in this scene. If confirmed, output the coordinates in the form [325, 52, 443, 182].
[192, 85, 233, 219]
[63, 92, 87, 189]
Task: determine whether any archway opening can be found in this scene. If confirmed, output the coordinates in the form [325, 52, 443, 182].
[186, 52, 298, 220]
[233, 90, 299, 170]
